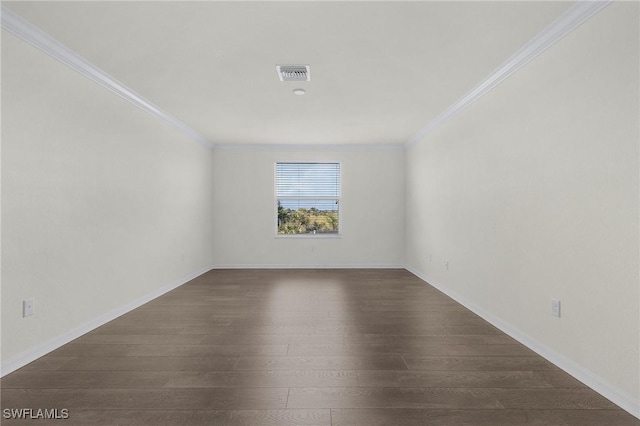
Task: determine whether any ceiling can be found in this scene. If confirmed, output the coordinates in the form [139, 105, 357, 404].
[4, 1, 572, 146]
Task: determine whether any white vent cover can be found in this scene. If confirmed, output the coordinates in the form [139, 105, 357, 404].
[276, 65, 310, 82]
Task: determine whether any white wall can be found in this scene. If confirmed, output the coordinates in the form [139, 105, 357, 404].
[1, 34, 214, 372]
[212, 147, 404, 267]
[406, 2, 639, 414]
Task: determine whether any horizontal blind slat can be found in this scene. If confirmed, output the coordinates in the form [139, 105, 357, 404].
[276, 163, 340, 197]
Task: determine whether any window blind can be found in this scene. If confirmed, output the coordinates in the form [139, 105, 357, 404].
[276, 163, 340, 198]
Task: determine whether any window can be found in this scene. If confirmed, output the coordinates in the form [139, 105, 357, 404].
[276, 162, 340, 236]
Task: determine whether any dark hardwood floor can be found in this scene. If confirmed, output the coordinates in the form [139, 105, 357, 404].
[1, 269, 638, 425]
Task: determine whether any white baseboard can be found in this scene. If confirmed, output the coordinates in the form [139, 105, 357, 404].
[404, 265, 640, 420]
[0, 265, 214, 377]
[211, 264, 405, 269]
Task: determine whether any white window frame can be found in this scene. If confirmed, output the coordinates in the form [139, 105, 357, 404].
[274, 162, 342, 238]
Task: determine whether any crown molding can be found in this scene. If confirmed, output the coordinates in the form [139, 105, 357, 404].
[406, 0, 611, 148]
[1, 5, 214, 150]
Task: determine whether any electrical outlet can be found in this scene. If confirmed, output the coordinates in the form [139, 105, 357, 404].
[551, 299, 561, 318]
[23, 299, 34, 317]
[445, 260, 449, 271]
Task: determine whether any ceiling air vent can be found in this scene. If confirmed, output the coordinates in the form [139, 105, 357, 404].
[276, 65, 310, 82]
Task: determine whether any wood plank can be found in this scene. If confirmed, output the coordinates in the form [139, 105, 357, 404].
[1, 370, 174, 389]
[106, 318, 234, 326]
[165, 370, 359, 388]
[355, 370, 577, 388]
[75, 334, 206, 345]
[231, 314, 484, 327]
[343, 333, 516, 345]
[21, 356, 76, 371]
[557, 409, 640, 426]
[403, 356, 557, 371]
[316, 325, 502, 335]
[199, 334, 343, 346]
[49, 343, 287, 357]
[287, 343, 534, 357]
[330, 408, 566, 425]
[330, 408, 640, 426]
[56, 356, 238, 371]
[358, 304, 470, 313]
[286, 344, 393, 357]
[490, 388, 620, 409]
[1, 388, 288, 410]
[25, 409, 332, 426]
[90, 325, 188, 335]
[179, 325, 315, 335]
[287, 387, 504, 409]
[118, 312, 250, 321]
[235, 356, 407, 371]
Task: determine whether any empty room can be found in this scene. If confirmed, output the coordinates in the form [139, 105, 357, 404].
[1, 1, 638, 425]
